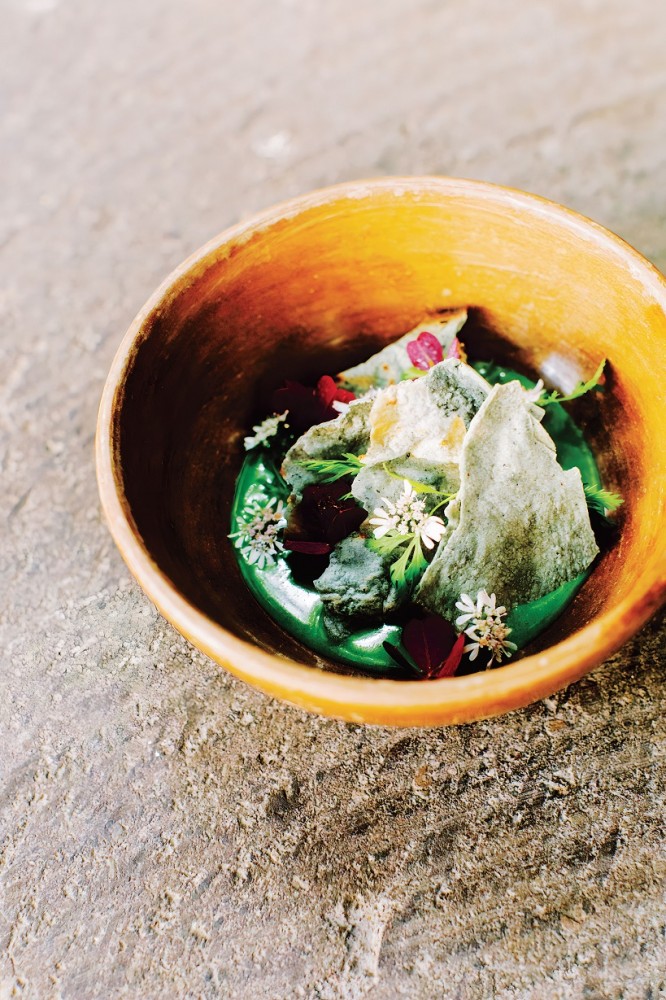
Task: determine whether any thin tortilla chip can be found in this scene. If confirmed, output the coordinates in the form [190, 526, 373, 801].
[351, 359, 490, 511]
[416, 381, 599, 618]
[338, 310, 467, 394]
[282, 399, 372, 499]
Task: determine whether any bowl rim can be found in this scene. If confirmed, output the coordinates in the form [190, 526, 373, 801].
[96, 176, 666, 725]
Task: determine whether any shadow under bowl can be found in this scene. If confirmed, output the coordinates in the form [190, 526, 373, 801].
[96, 177, 666, 726]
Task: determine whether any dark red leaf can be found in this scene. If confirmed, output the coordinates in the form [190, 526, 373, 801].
[284, 539, 332, 555]
[433, 632, 465, 678]
[403, 614, 458, 679]
[271, 381, 324, 434]
[284, 480, 365, 555]
[406, 331, 444, 371]
[271, 377, 356, 434]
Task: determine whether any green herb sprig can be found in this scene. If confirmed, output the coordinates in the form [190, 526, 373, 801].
[539, 359, 606, 407]
[382, 463, 456, 499]
[299, 453, 364, 483]
[583, 483, 623, 515]
[369, 533, 428, 588]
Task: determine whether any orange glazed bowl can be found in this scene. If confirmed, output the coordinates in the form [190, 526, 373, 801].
[96, 178, 666, 727]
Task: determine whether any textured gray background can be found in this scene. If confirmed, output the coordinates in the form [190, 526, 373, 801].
[1, 1, 665, 997]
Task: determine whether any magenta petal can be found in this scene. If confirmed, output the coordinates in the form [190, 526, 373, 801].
[406, 331, 443, 370]
[316, 375, 338, 408]
[402, 615, 457, 677]
[406, 339, 430, 370]
[446, 337, 462, 360]
[334, 385, 356, 404]
[418, 331, 444, 364]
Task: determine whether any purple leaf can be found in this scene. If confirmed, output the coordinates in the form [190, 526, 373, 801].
[402, 615, 458, 679]
[271, 376, 356, 435]
[284, 480, 365, 555]
[284, 539, 332, 555]
[433, 633, 465, 678]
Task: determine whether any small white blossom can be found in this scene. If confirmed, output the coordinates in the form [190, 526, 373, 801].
[420, 514, 447, 550]
[455, 589, 516, 667]
[244, 411, 289, 451]
[369, 480, 446, 548]
[229, 497, 286, 568]
[522, 379, 545, 404]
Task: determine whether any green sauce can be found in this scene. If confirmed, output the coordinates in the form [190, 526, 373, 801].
[230, 363, 600, 674]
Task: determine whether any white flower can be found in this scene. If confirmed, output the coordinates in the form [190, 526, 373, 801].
[244, 411, 289, 451]
[419, 514, 446, 550]
[368, 505, 399, 538]
[523, 379, 545, 404]
[229, 497, 287, 569]
[455, 589, 516, 667]
[370, 479, 446, 547]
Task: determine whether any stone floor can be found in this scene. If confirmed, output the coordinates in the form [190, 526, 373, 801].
[1, 1, 665, 997]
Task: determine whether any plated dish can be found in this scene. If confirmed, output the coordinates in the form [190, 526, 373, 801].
[231, 310, 620, 679]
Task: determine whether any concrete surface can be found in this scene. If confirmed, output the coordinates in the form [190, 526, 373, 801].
[1, 1, 665, 997]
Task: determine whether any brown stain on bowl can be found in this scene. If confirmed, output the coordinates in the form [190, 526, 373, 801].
[96, 177, 666, 726]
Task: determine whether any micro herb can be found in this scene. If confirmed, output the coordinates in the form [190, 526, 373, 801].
[539, 359, 606, 406]
[299, 453, 364, 483]
[381, 463, 457, 500]
[370, 532, 429, 589]
[583, 483, 624, 515]
[368, 480, 448, 590]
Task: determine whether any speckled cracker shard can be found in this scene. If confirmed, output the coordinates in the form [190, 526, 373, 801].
[281, 398, 373, 499]
[416, 380, 599, 619]
[338, 309, 467, 394]
[351, 358, 490, 512]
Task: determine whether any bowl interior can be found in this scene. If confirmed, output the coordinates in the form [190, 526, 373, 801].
[108, 180, 666, 700]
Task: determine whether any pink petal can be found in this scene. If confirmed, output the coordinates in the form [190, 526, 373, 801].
[406, 331, 443, 370]
[446, 337, 462, 360]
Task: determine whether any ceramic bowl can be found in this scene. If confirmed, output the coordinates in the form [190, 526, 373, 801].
[96, 177, 666, 726]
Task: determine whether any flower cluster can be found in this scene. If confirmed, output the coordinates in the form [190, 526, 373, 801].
[229, 497, 287, 569]
[244, 411, 289, 451]
[455, 590, 517, 666]
[370, 480, 446, 550]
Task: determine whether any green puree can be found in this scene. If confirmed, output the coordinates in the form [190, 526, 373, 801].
[230, 363, 600, 675]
